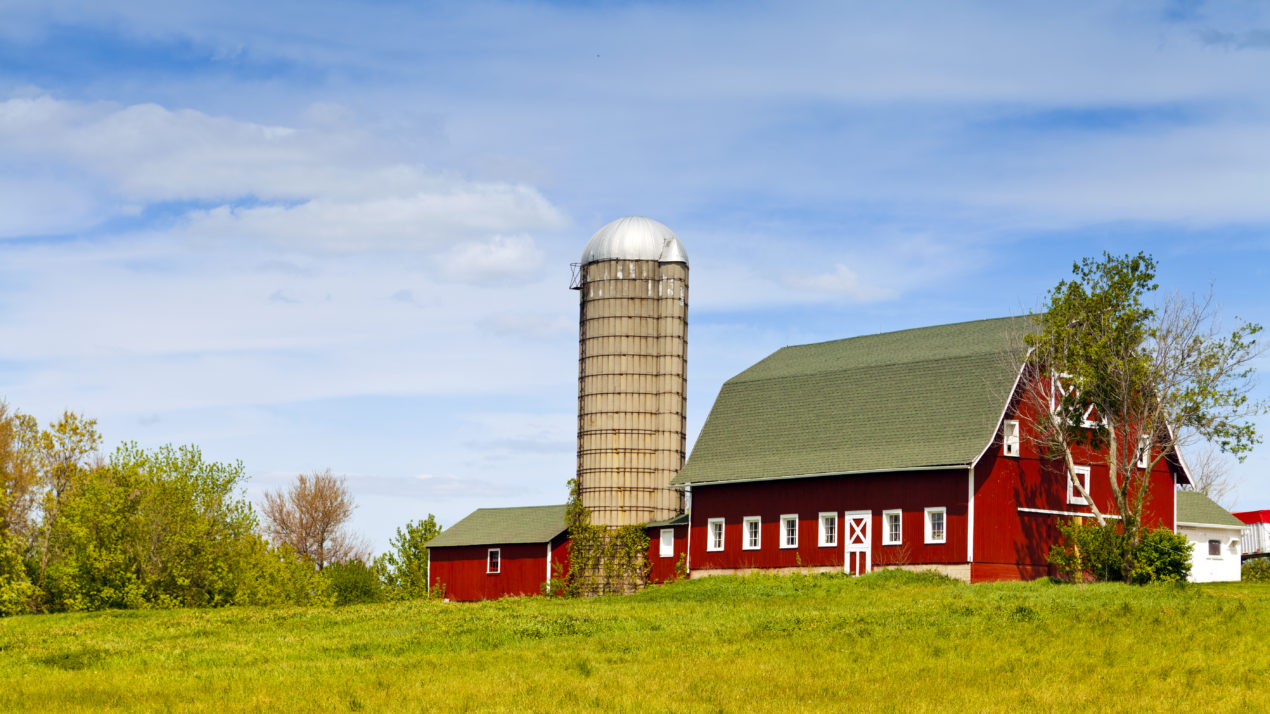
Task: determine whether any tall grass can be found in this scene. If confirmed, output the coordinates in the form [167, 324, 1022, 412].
[2, 571, 1265, 712]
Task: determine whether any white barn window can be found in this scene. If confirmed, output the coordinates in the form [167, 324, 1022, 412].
[819, 512, 838, 547]
[882, 510, 902, 545]
[780, 514, 798, 549]
[487, 548, 500, 574]
[659, 528, 674, 558]
[924, 508, 946, 544]
[1003, 420, 1020, 457]
[743, 516, 761, 550]
[1068, 465, 1091, 506]
[707, 518, 725, 551]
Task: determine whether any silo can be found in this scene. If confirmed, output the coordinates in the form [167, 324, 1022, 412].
[573, 216, 688, 527]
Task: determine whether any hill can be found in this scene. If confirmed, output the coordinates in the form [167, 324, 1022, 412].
[2, 571, 1266, 712]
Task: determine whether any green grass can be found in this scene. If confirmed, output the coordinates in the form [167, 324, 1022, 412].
[2, 570, 1267, 712]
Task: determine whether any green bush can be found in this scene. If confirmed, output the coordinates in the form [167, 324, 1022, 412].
[323, 560, 384, 606]
[1050, 521, 1192, 584]
[1129, 528, 1191, 584]
[0, 533, 38, 616]
[1243, 558, 1270, 583]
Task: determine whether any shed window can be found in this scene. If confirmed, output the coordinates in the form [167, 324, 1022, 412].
[742, 516, 761, 550]
[819, 512, 838, 547]
[924, 508, 946, 544]
[659, 528, 674, 558]
[882, 510, 902, 546]
[780, 514, 798, 549]
[1067, 465, 1091, 506]
[1003, 420, 1020, 457]
[707, 518, 725, 552]
[487, 548, 500, 574]
[1209, 539, 1221, 557]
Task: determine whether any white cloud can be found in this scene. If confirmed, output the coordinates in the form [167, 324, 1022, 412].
[435, 234, 546, 284]
[0, 95, 568, 249]
[783, 263, 895, 302]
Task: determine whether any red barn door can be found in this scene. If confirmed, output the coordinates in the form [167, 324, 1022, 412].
[844, 510, 871, 576]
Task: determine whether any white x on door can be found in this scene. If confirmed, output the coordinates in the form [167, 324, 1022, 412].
[844, 510, 871, 576]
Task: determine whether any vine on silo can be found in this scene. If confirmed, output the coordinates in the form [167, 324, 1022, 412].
[548, 479, 650, 597]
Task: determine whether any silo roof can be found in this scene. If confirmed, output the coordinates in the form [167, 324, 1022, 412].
[580, 216, 688, 265]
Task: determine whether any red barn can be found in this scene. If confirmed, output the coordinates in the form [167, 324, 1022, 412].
[671, 317, 1190, 583]
[426, 505, 569, 601]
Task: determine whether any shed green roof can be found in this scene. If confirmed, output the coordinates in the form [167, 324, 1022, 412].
[1176, 490, 1243, 528]
[426, 504, 567, 548]
[672, 317, 1032, 486]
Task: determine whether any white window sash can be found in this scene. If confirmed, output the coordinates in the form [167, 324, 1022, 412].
[818, 512, 838, 547]
[924, 508, 946, 544]
[780, 514, 798, 549]
[882, 509, 902, 546]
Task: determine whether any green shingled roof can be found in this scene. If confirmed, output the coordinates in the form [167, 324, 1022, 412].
[672, 317, 1033, 486]
[426, 504, 567, 548]
[1176, 490, 1243, 528]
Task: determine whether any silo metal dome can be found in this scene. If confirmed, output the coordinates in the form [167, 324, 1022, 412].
[580, 216, 688, 265]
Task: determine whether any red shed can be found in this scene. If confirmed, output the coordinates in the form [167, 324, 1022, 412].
[426, 505, 569, 601]
[671, 317, 1190, 583]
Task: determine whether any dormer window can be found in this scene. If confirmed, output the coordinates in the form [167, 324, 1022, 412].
[1136, 435, 1151, 470]
[1003, 420, 1020, 457]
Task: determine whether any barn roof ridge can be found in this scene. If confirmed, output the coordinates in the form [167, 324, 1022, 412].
[673, 316, 1035, 487]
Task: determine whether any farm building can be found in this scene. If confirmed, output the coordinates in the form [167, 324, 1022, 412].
[1176, 490, 1243, 582]
[425, 216, 1196, 599]
[671, 316, 1186, 583]
[1232, 509, 1270, 558]
[426, 505, 570, 602]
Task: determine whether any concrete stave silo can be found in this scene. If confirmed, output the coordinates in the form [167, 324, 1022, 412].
[574, 217, 688, 527]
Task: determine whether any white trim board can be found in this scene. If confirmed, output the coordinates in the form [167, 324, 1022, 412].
[1017, 507, 1122, 519]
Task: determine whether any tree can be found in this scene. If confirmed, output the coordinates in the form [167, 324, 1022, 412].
[261, 470, 368, 569]
[1184, 443, 1239, 509]
[1024, 252, 1263, 575]
[373, 515, 441, 599]
[38, 443, 262, 611]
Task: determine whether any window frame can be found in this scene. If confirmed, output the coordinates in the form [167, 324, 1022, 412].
[742, 516, 761, 551]
[1208, 539, 1221, 558]
[1003, 419, 1020, 457]
[706, 518, 725, 552]
[486, 548, 501, 574]
[1067, 465, 1092, 506]
[1136, 435, 1151, 470]
[882, 509, 903, 546]
[780, 514, 799, 549]
[818, 512, 838, 548]
[924, 507, 946, 545]
[659, 528, 674, 558]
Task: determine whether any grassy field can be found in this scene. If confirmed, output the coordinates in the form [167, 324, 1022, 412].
[1, 570, 1266, 712]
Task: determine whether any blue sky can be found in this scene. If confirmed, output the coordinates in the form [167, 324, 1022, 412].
[2, 1, 1269, 552]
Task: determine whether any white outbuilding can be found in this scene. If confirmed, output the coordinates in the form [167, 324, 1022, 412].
[1176, 490, 1243, 583]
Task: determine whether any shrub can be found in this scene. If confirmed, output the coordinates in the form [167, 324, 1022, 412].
[1050, 521, 1192, 584]
[1243, 558, 1270, 583]
[1049, 521, 1130, 582]
[1129, 528, 1191, 584]
[323, 560, 384, 606]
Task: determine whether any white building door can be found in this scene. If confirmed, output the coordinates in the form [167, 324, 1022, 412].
[844, 510, 871, 576]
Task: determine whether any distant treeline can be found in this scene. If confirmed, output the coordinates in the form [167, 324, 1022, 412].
[0, 402, 437, 616]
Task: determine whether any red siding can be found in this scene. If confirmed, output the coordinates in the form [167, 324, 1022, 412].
[688, 470, 969, 573]
[971, 395, 1179, 581]
[646, 525, 688, 583]
[430, 534, 568, 601]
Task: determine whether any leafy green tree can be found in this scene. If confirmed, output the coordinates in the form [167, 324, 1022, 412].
[40, 443, 262, 611]
[373, 515, 440, 599]
[324, 559, 384, 606]
[1026, 253, 1263, 577]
